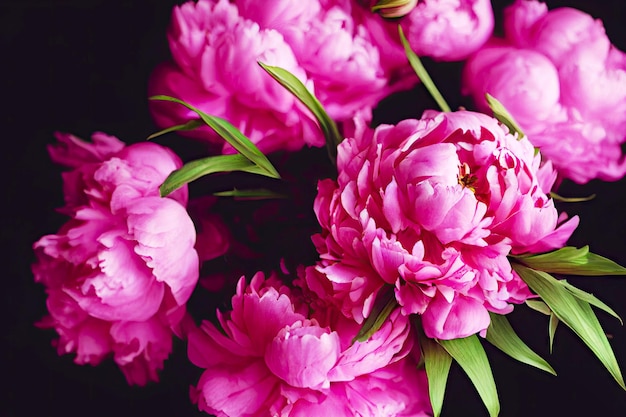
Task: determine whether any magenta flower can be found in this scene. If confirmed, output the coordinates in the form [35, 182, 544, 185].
[188, 272, 431, 416]
[149, 0, 321, 155]
[308, 111, 578, 339]
[462, 0, 626, 184]
[401, 0, 494, 61]
[149, 0, 418, 154]
[356, 0, 494, 62]
[237, 0, 417, 121]
[33, 133, 199, 385]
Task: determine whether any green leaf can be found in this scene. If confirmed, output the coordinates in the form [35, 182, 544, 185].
[549, 191, 596, 203]
[485, 93, 525, 139]
[352, 287, 398, 343]
[525, 299, 551, 316]
[485, 313, 556, 375]
[438, 335, 500, 417]
[513, 264, 626, 390]
[514, 246, 626, 276]
[146, 119, 204, 140]
[559, 280, 623, 324]
[257, 62, 342, 163]
[213, 188, 287, 200]
[398, 26, 451, 113]
[548, 313, 559, 354]
[159, 154, 268, 197]
[419, 332, 453, 417]
[149, 95, 280, 179]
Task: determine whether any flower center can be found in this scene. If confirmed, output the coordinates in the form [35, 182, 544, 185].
[458, 162, 477, 192]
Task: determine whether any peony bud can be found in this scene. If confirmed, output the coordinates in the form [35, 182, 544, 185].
[372, 0, 418, 18]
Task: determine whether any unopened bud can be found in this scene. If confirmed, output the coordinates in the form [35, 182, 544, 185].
[372, 0, 418, 19]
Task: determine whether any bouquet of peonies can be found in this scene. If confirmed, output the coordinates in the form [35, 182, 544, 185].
[31, 0, 626, 416]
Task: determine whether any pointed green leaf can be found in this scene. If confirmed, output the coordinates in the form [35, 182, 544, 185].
[213, 188, 287, 200]
[513, 264, 625, 390]
[549, 192, 596, 203]
[149, 95, 280, 179]
[146, 119, 204, 140]
[398, 26, 451, 112]
[421, 335, 453, 417]
[514, 246, 626, 276]
[414, 318, 452, 417]
[485, 93, 525, 139]
[559, 280, 623, 324]
[159, 154, 268, 197]
[352, 287, 398, 343]
[257, 62, 342, 162]
[525, 299, 551, 316]
[438, 335, 500, 417]
[485, 313, 556, 375]
[548, 313, 559, 354]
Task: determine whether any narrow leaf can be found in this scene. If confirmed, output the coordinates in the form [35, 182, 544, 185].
[421, 336, 453, 417]
[525, 299, 551, 316]
[550, 191, 596, 203]
[548, 313, 559, 354]
[213, 188, 287, 200]
[438, 335, 500, 417]
[485, 313, 556, 375]
[513, 264, 625, 390]
[398, 26, 451, 112]
[257, 62, 342, 162]
[514, 246, 626, 276]
[146, 119, 204, 140]
[149, 95, 280, 179]
[559, 280, 623, 324]
[414, 318, 452, 417]
[159, 154, 267, 197]
[485, 93, 525, 139]
[352, 287, 398, 343]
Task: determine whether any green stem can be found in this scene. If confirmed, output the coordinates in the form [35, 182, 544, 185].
[398, 26, 452, 112]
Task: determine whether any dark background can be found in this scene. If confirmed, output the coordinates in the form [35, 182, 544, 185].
[2, 0, 626, 416]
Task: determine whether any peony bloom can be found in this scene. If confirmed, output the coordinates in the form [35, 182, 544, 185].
[462, 0, 626, 184]
[149, 0, 418, 154]
[308, 111, 578, 339]
[356, 0, 494, 62]
[237, 0, 417, 121]
[33, 133, 200, 385]
[149, 0, 321, 155]
[188, 272, 431, 416]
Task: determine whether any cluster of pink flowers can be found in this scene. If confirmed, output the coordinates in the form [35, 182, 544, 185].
[32, 1, 626, 416]
[148, 0, 498, 156]
[463, 0, 626, 184]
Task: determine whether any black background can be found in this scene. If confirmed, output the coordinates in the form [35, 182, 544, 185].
[2, 1, 626, 416]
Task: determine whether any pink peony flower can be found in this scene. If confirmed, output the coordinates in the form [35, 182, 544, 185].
[149, 0, 418, 154]
[401, 0, 494, 61]
[462, 0, 626, 184]
[188, 272, 431, 416]
[308, 111, 578, 339]
[33, 133, 200, 385]
[355, 0, 494, 62]
[149, 0, 321, 155]
[237, 0, 417, 121]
